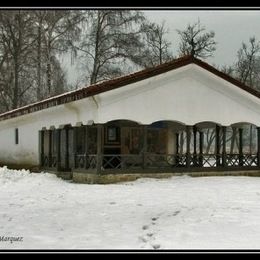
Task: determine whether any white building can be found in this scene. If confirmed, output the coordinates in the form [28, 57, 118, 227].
[0, 55, 260, 183]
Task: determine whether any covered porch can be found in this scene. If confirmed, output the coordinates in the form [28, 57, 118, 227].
[39, 119, 260, 174]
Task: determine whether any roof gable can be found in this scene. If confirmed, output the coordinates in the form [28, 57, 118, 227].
[0, 55, 259, 122]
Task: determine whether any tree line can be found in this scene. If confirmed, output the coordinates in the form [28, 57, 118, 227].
[0, 10, 174, 113]
[0, 10, 259, 116]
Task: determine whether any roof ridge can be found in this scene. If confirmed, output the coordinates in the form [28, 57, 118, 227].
[0, 54, 259, 122]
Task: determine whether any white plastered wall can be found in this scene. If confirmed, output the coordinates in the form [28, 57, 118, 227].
[96, 64, 260, 126]
[0, 63, 260, 166]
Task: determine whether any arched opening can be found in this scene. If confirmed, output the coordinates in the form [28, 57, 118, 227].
[143, 120, 187, 168]
[227, 122, 258, 167]
[147, 120, 185, 154]
[104, 119, 141, 127]
[194, 121, 222, 168]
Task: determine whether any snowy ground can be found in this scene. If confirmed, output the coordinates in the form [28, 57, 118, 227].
[1, 166, 260, 250]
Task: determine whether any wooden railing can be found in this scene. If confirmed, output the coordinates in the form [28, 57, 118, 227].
[74, 154, 97, 170]
[42, 153, 259, 172]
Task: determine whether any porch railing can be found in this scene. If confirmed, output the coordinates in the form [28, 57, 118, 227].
[41, 154, 57, 168]
[74, 154, 98, 170]
[72, 153, 259, 172]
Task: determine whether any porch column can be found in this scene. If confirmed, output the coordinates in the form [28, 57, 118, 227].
[96, 124, 103, 174]
[39, 130, 44, 167]
[193, 126, 197, 166]
[199, 131, 204, 167]
[257, 127, 260, 167]
[176, 132, 179, 165]
[215, 125, 221, 167]
[222, 126, 227, 167]
[56, 128, 61, 171]
[48, 130, 52, 168]
[142, 125, 148, 169]
[84, 126, 88, 169]
[65, 127, 69, 170]
[186, 126, 192, 168]
[239, 128, 243, 166]
[73, 127, 77, 169]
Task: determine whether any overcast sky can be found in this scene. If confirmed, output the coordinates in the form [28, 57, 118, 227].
[64, 10, 260, 85]
[144, 10, 260, 66]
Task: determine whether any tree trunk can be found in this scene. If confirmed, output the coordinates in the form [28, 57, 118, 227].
[205, 129, 215, 154]
[46, 50, 51, 95]
[90, 11, 103, 85]
[37, 20, 42, 100]
[12, 58, 19, 109]
[230, 127, 237, 154]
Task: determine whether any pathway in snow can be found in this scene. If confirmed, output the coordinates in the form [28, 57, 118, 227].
[1, 166, 260, 250]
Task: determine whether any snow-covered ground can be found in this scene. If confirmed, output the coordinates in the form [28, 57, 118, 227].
[1, 166, 260, 250]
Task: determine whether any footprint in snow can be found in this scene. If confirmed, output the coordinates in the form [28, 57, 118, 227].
[109, 202, 116, 205]
[152, 244, 161, 250]
[142, 225, 149, 230]
[172, 210, 180, 216]
[138, 236, 148, 243]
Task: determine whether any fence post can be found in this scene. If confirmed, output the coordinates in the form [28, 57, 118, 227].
[257, 127, 260, 168]
[216, 125, 221, 167]
[199, 131, 203, 167]
[186, 126, 191, 168]
[193, 126, 197, 166]
[239, 128, 243, 167]
[142, 125, 148, 169]
[48, 130, 53, 168]
[175, 132, 179, 165]
[222, 126, 227, 167]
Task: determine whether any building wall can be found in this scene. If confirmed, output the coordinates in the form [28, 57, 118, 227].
[96, 64, 260, 126]
[0, 99, 97, 166]
[0, 63, 260, 167]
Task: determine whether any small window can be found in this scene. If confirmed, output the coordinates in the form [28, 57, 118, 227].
[108, 127, 117, 141]
[105, 126, 120, 144]
[15, 128, 19, 145]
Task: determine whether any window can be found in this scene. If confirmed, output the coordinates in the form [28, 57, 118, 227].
[15, 128, 19, 145]
[108, 127, 117, 141]
[105, 126, 120, 144]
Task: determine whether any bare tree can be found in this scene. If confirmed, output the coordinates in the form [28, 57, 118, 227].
[0, 10, 35, 109]
[232, 37, 260, 151]
[134, 20, 173, 68]
[33, 11, 47, 100]
[236, 37, 260, 89]
[73, 10, 145, 84]
[40, 10, 83, 96]
[221, 64, 235, 77]
[177, 19, 216, 59]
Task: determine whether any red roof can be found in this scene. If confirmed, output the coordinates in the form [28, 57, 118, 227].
[0, 55, 259, 122]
